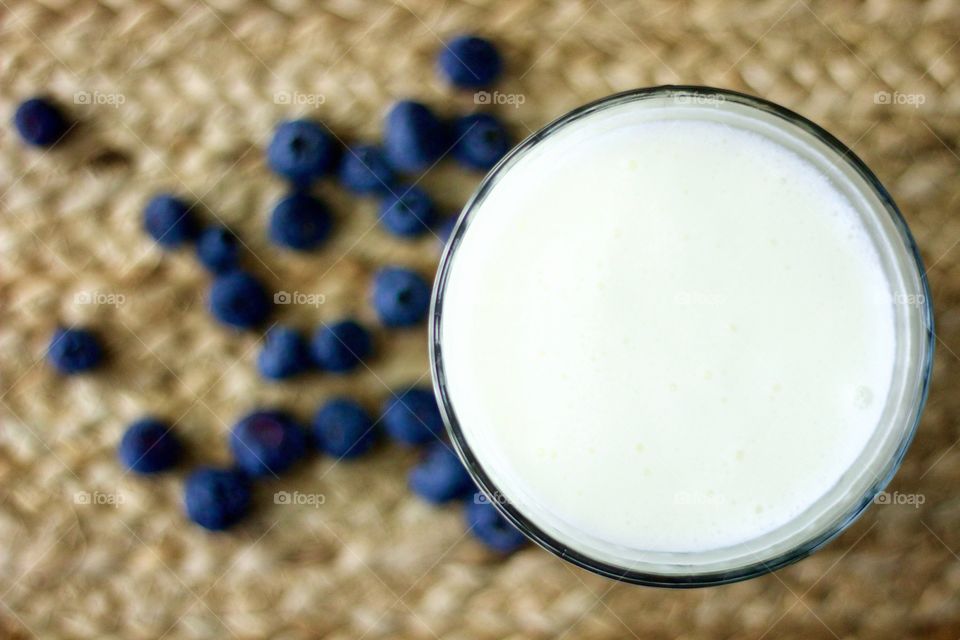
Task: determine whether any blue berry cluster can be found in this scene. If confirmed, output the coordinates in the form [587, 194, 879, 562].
[114, 390, 463, 532]
[369, 88, 511, 240]
[255, 33, 514, 247]
[29, 33, 525, 554]
[255, 320, 376, 381]
[140, 191, 272, 330]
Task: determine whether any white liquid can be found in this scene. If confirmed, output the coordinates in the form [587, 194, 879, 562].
[440, 105, 897, 553]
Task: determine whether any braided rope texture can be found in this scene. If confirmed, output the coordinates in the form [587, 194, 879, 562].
[1, 0, 959, 637]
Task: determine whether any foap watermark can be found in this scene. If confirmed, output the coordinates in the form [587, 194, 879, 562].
[474, 90, 525, 108]
[74, 90, 126, 108]
[273, 91, 326, 108]
[274, 290, 326, 307]
[474, 490, 511, 506]
[74, 490, 125, 508]
[274, 490, 325, 508]
[892, 291, 927, 308]
[74, 290, 125, 307]
[673, 93, 726, 107]
[874, 91, 925, 108]
[874, 490, 925, 509]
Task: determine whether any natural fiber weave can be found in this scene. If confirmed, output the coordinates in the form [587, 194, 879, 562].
[1, 0, 959, 637]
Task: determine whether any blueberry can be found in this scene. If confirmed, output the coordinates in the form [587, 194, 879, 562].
[196, 226, 240, 274]
[269, 192, 333, 251]
[379, 186, 437, 237]
[13, 97, 70, 146]
[118, 417, 181, 474]
[381, 387, 445, 446]
[208, 270, 271, 329]
[409, 443, 474, 503]
[230, 410, 307, 477]
[372, 266, 431, 327]
[383, 101, 449, 173]
[143, 194, 198, 248]
[466, 493, 527, 553]
[338, 144, 395, 195]
[453, 113, 511, 171]
[48, 327, 103, 374]
[311, 320, 373, 373]
[257, 326, 312, 380]
[184, 467, 252, 531]
[312, 398, 376, 459]
[266, 119, 338, 186]
[437, 35, 503, 89]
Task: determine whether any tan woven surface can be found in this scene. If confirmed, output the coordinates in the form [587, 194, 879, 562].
[1, 0, 959, 637]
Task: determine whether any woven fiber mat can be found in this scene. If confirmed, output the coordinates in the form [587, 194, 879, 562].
[1, 0, 959, 637]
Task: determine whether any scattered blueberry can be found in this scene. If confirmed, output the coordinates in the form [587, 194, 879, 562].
[257, 326, 312, 380]
[437, 35, 503, 89]
[312, 398, 376, 459]
[266, 119, 338, 186]
[372, 266, 431, 327]
[453, 113, 511, 171]
[379, 186, 437, 237]
[466, 493, 527, 553]
[230, 410, 307, 477]
[184, 466, 252, 531]
[143, 194, 198, 248]
[339, 144, 395, 195]
[48, 327, 103, 374]
[381, 387, 445, 446]
[383, 101, 449, 173]
[118, 417, 181, 474]
[311, 320, 373, 373]
[269, 192, 333, 251]
[208, 270, 271, 329]
[409, 443, 473, 503]
[14, 97, 70, 146]
[196, 226, 240, 274]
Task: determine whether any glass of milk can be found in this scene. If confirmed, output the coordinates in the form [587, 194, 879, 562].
[431, 86, 933, 586]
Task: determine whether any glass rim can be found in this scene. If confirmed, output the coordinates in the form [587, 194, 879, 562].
[429, 85, 935, 587]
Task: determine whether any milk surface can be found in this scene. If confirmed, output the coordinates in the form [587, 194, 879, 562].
[440, 106, 896, 553]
